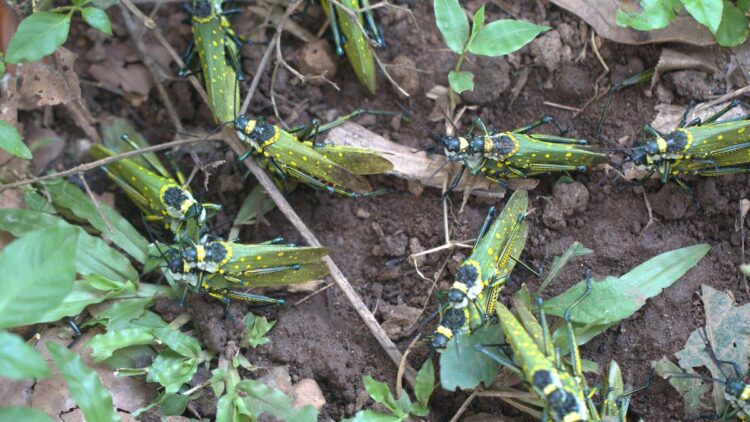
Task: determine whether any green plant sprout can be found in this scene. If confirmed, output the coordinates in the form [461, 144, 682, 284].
[344, 360, 435, 422]
[433, 0, 549, 113]
[616, 0, 749, 47]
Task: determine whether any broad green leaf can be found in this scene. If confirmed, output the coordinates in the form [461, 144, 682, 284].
[147, 351, 198, 393]
[0, 227, 77, 329]
[132, 391, 191, 417]
[0, 208, 139, 283]
[153, 328, 201, 358]
[363, 375, 401, 415]
[240, 313, 275, 348]
[654, 357, 709, 418]
[87, 297, 152, 330]
[47, 342, 119, 422]
[0, 407, 54, 422]
[615, 0, 682, 31]
[434, 0, 469, 53]
[439, 325, 503, 390]
[536, 242, 592, 297]
[0, 331, 49, 379]
[468, 19, 549, 57]
[674, 285, 750, 415]
[44, 179, 149, 264]
[88, 328, 156, 362]
[5, 12, 72, 63]
[544, 244, 710, 324]
[22, 191, 57, 214]
[0, 120, 31, 159]
[448, 70, 474, 94]
[231, 185, 276, 231]
[714, 1, 749, 47]
[81, 7, 112, 35]
[468, 5, 485, 45]
[414, 359, 435, 408]
[740, 0, 750, 12]
[215, 393, 235, 422]
[131, 310, 170, 329]
[102, 345, 155, 370]
[344, 410, 404, 422]
[683, 0, 723, 33]
[34, 276, 138, 324]
[236, 379, 318, 422]
[394, 392, 412, 416]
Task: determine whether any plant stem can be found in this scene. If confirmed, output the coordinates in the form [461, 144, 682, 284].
[448, 52, 466, 118]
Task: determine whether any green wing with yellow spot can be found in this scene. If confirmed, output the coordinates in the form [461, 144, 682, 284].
[192, 0, 240, 124]
[320, 0, 377, 94]
[89, 144, 176, 216]
[469, 189, 528, 282]
[225, 244, 328, 270]
[679, 120, 750, 167]
[314, 144, 393, 175]
[509, 134, 607, 171]
[266, 130, 374, 194]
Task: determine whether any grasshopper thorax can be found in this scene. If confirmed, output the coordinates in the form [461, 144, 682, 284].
[447, 262, 482, 306]
[633, 130, 689, 165]
[192, 0, 214, 20]
[440, 136, 470, 160]
[161, 185, 205, 222]
[235, 115, 277, 150]
[431, 307, 467, 349]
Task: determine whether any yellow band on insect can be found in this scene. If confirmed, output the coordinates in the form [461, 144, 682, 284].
[450, 282, 468, 294]
[459, 137, 469, 152]
[180, 198, 196, 215]
[562, 412, 585, 422]
[195, 245, 206, 262]
[243, 119, 257, 135]
[740, 385, 750, 401]
[656, 136, 668, 154]
[436, 325, 453, 339]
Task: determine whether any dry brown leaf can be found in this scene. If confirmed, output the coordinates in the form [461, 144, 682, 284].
[653, 47, 720, 87]
[325, 122, 509, 198]
[88, 60, 153, 98]
[549, 0, 715, 46]
[651, 102, 745, 133]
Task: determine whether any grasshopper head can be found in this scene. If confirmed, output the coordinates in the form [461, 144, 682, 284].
[440, 136, 469, 160]
[184, 202, 206, 223]
[430, 332, 450, 350]
[630, 145, 650, 165]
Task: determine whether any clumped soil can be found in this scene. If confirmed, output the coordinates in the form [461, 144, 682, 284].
[40, 0, 750, 420]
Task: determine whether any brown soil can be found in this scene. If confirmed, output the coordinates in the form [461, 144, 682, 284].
[38, 0, 750, 421]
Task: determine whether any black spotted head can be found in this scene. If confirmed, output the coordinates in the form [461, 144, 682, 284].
[469, 136, 486, 154]
[440, 135, 469, 160]
[431, 330, 451, 350]
[184, 202, 205, 223]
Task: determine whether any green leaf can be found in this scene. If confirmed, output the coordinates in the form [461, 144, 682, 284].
[5, 12, 72, 63]
[615, 0, 682, 31]
[0, 407, 54, 422]
[344, 410, 404, 422]
[102, 345, 155, 370]
[81, 7, 112, 35]
[468, 19, 549, 57]
[714, 1, 749, 47]
[414, 359, 434, 408]
[468, 5, 485, 45]
[86, 297, 152, 330]
[536, 242, 592, 297]
[133, 391, 192, 417]
[236, 379, 318, 422]
[231, 185, 276, 230]
[544, 244, 710, 325]
[439, 325, 503, 390]
[44, 179, 149, 264]
[147, 351, 198, 393]
[240, 313, 276, 348]
[34, 276, 138, 324]
[683, 0, 723, 33]
[47, 342, 119, 422]
[739, 0, 750, 12]
[0, 120, 31, 159]
[448, 70, 474, 94]
[434, 0, 469, 54]
[88, 328, 156, 362]
[0, 208, 139, 283]
[0, 331, 50, 379]
[153, 328, 201, 358]
[0, 226, 77, 329]
[363, 375, 402, 415]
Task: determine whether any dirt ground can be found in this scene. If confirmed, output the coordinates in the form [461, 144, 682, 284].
[25, 0, 750, 420]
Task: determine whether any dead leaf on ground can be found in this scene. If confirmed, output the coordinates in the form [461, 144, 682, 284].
[549, 0, 715, 46]
[653, 47, 720, 87]
[325, 122, 512, 198]
[650, 101, 746, 134]
[17, 48, 84, 109]
[88, 60, 153, 102]
[655, 285, 750, 417]
[28, 127, 64, 173]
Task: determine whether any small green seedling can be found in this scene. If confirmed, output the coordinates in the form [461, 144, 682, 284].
[5, 0, 112, 64]
[616, 0, 749, 47]
[345, 360, 435, 422]
[433, 0, 549, 111]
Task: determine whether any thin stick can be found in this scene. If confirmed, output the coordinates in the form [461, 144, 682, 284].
[79, 172, 114, 234]
[395, 335, 420, 398]
[119, 3, 184, 133]
[0, 136, 220, 190]
[591, 31, 609, 74]
[544, 101, 582, 113]
[241, 34, 278, 116]
[293, 282, 334, 306]
[224, 128, 417, 387]
[694, 85, 750, 113]
[449, 389, 479, 422]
